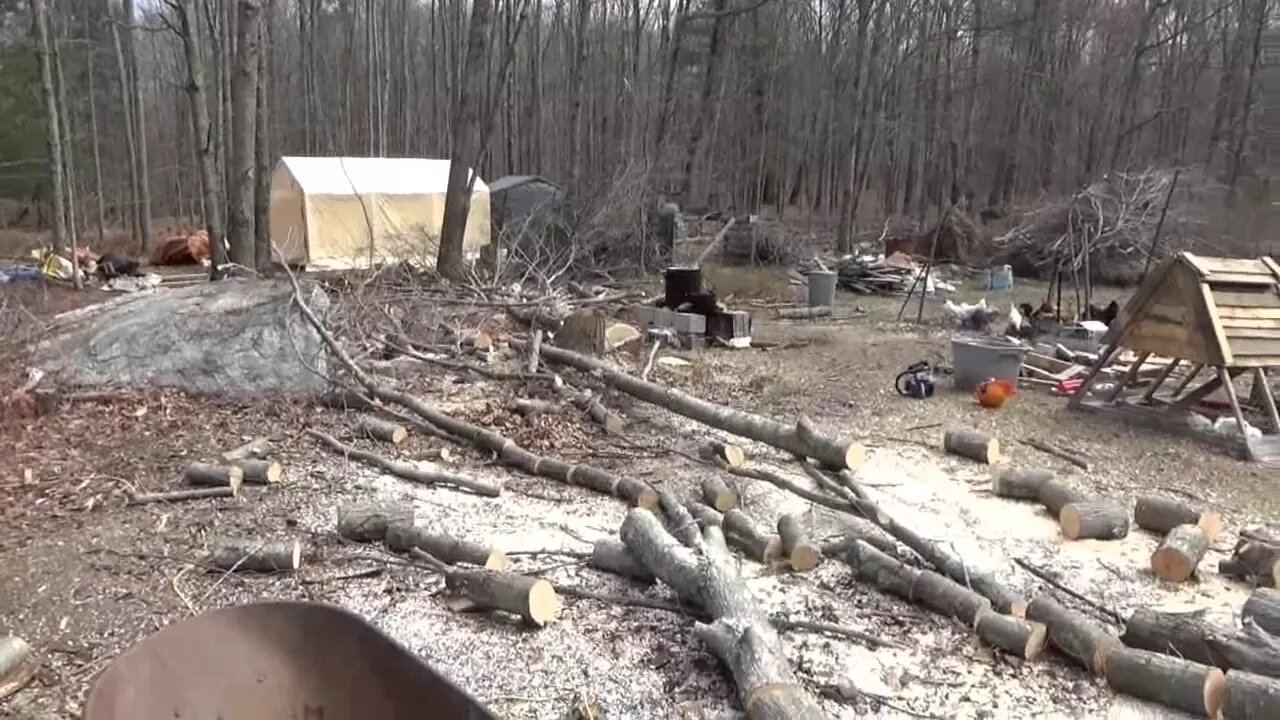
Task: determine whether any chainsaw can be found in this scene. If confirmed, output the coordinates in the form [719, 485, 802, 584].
[895, 360, 936, 399]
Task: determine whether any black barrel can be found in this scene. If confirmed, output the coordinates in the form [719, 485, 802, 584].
[664, 266, 702, 309]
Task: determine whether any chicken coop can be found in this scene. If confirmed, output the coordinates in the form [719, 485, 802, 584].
[1069, 252, 1280, 464]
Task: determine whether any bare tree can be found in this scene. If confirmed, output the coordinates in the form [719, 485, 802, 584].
[254, 0, 272, 269]
[30, 0, 67, 258]
[227, 0, 261, 268]
[121, 0, 152, 252]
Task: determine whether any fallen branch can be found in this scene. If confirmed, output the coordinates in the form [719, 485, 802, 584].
[128, 486, 237, 505]
[1020, 437, 1091, 470]
[640, 340, 661, 381]
[532, 342, 865, 470]
[209, 538, 302, 573]
[308, 429, 501, 497]
[834, 539, 991, 628]
[319, 389, 379, 411]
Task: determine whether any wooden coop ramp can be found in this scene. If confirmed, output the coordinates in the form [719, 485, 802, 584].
[1069, 252, 1280, 465]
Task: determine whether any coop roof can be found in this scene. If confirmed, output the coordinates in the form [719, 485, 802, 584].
[1104, 252, 1280, 367]
[277, 156, 489, 197]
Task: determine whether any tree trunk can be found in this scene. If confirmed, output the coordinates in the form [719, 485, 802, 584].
[1104, 647, 1226, 718]
[122, 0, 152, 254]
[228, 0, 262, 268]
[1134, 495, 1223, 539]
[83, 0, 105, 247]
[254, 0, 272, 269]
[435, 0, 491, 280]
[31, 0, 67, 256]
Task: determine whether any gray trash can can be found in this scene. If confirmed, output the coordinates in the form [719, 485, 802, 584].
[951, 336, 1026, 392]
[807, 270, 838, 308]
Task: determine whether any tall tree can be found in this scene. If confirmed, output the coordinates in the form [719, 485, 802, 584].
[227, 0, 261, 267]
[120, 0, 152, 252]
[254, 0, 272, 268]
[30, 0, 67, 258]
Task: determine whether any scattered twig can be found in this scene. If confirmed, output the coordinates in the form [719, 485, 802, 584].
[299, 567, 386, 585]
[640, 340, 661, 382]
[1013, 556, 1123, 626]
[1020, 438, 1092, 471]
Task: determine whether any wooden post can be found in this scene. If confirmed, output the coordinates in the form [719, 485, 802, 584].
[1107, 351, 1151, 403]
[1253, 368, 1280, 433]
[1141, 358, 1181, 403]
[1218, 367, 1254, 460]
[1168, 363, 1205, 400]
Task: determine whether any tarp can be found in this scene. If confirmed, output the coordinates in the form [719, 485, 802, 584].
[270, 157, 491, 269]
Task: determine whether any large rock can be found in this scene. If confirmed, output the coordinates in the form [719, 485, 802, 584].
[34, 279, 330, 398]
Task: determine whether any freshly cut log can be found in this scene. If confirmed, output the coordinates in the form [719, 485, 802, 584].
[353, 414, 409, 445]
[567, 390, 627, 435]
[699, 440, 746, 469]
[228, 458, 283, 485]
[1038, 478, 1086, 517]
[308, 430, 501, 497]
[1243, 589, 1280, 636]
[1151, 525, 1209, 582]
[589, 539, 654, 583]
[1121, 607, 1280, 678]
[838, 540, 991, 628]
[777, 514, 822, 571]
[284, 267, 662, 508]
[218, 436, 271, 463]
[620, 500, 825, 716]
[1026, 595, 1122, 675]
[1135, 495, 1223, 540]
[444, 567, 559, 627]
[1220, 541, 1280, 589]
[209, 538, 302, 573]
[513, 398, 561, 416]
[992, 468, 1054, 500]
[384, 523, 509, 571]
[943, 428, 1001, 464]
[1060, 501, 1130, 540]
[319, 389, 378, 411]
[533, 342, 865, 470]
[911, 570, 993, 627]
[1224, 671, 1280, 719]
[701, 476, 738, 512]
[183, 463, 244, 491]
[0, 635, 35, 701]
[775, 305, 831, 320]
[420, 446, 453, 462]
[1104, 646, 1226, 718]
[974, 610, 1047, 659]
[723, 509, 784, 564]
[337, 503, 414, 543]
[128, 486, 238, 505]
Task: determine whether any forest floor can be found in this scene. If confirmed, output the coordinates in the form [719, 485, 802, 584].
[0, 272, 1272, 719]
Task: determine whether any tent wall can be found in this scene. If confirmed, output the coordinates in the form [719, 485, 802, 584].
[269, 166, 308, 265]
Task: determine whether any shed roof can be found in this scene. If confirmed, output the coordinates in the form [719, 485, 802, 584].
[277, 156, 488, 196]
[488, 175, 561, 193]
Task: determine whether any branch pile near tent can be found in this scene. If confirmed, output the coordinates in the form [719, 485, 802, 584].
[619, 497, 826, 716]
[282, 270, 659, 509]
[531, 342, 866, 470]
[307, 429, 501, 497]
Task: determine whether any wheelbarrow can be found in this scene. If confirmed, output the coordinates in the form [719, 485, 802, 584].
[85, 601, 495, 719]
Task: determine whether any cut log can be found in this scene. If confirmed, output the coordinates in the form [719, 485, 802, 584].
[218, 436, 271, 463]
[589, 539, 655, 583]
[777, 514, 822, 572]
[1026, 595, 1122, 675]
[1220, 541, 1280, 588]
[699, 440, 746, 469]
[701, 476, 738, 512]
[567, 390, 627, 435]
[723, 509, 784, 564]
[1135, 495, 1223, 540]
[1151, 525, 1210, 582]
[532, 342, 865, 470]
[182, 463, 244, 491]
[992, 468, 1054, 500]
[943, 428, 1001, 464]
[689, 502, 724, 530]
[838, 540, 992, 627]
[319, 389, 378, 411]
[513, 398, 562, 416]
[337, 503, 415, 543]
[1060, 500, 1130, 540]
[1122, 606, 1280, 678]
[209, 538, 302, 573]
[1038, 478, 1086, 517]
[308, 430, 501, 497]
[619, 503, 825, 715]
[774, 305, 832, 320]
[128, 486, 238, 505]
[974, 610, 1048, 659]
[0, 636, 35, 701]
[444, 566, 559, 627]
[1104, 646, 1226, 718]
[228, 458, 283, 485]
[421, 446, 453, 462]
[1225, 670, 1280, 719]
[384, 523, 509, 571]
[1243, 589, 1280, 636]
[353, 414, 409, 445]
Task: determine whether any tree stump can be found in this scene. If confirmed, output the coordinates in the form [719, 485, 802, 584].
[1151, 525, 1210, 582]
[992, 468, 1054, 500]
[943, 428, 1001, 463]
[1104, 646, 1226, 718]
[1060, 501, 1130, 540]
[1135, 495, 1222, 540]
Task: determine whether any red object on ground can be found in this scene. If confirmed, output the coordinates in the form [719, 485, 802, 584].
[1055, 378, 1085, 396]
[976, 378, 1017, 408]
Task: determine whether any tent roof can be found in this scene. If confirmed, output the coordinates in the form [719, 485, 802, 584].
[488, 175, 561, 193]
[1104, 252, 1280, 367]
[277, 156, 489, 196]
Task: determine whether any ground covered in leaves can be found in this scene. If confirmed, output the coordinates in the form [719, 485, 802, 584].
[0, 277, 1270, 719]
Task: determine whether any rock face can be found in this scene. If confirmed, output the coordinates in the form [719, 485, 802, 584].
[34, 279, 330, 398]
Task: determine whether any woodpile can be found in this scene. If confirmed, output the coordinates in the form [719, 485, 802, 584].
[834, 255, 915, 295]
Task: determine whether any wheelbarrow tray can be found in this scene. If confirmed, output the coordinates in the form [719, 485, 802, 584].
[85, 600, 494, 719]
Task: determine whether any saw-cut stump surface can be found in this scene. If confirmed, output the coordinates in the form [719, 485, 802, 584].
[384, 523, 509, 571]
[1060, 501, 1130, 540]
[1151, 524, 1209, 582]
[699, 440, 746, 469]
[1134, 495, 1222, 540]
[337, 503, 415, 543]
[992, 468, 1054, 500]
[943, 428, 1001, 463]
[209, 538, 302, 573]
[1104, 646, 1226, 718]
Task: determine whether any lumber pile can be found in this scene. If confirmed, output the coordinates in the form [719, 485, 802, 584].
[834, 255, 915, 295]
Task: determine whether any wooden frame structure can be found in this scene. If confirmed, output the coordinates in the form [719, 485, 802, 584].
[1069, 252, 1280, 464]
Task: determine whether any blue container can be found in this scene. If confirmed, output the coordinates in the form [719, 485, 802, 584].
[985, 264, 1013, 291]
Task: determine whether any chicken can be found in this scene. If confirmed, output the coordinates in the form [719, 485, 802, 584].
[1085, 299, 1121, 327]
[944, 297, 1004, 333]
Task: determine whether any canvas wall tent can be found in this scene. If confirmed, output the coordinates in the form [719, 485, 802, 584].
[270, 157, 491, 269]
[1070, 252, 1280, 464]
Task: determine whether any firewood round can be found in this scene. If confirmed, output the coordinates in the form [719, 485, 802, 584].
[943, 429, 1001, 464]
[1037, 478, 1086, 517]
[1104, 646, 1226, 718]
[1150, 524, 1209, 583]
[975, 610, 1048, 660]
[992, 468, 1054, 500]
[1060, 501, 1130, 541]
[1134, 495, 1222, 540]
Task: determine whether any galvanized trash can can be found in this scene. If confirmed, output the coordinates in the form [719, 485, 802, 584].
[951, 336, 1026, 392]
[807, 270, 838, 308]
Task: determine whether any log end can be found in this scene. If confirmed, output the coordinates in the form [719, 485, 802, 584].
[1009, 598, 1030, 619]
[228, 467, 245, 493]
[287, 539, 303, 570]
[1024, 621, 1048, 660]
[1198, 512, 1223, 542]
[1204, 667, 1226, 718]
[635, 487, 661, 510]
[1060, 505, 1083, 540]
[390, 426, 409, 444]
[789, 545, 822, 572]
[527, 579, 559, 627]
[987, 438, 1002, 464]
[263, 461, 283, 484]
[712, 493, 737, 513]
[762, 536, 784, 564]
[844, 442, 867, 471]
[485, 550, 510, 572]
[723, 443, 746, 468]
